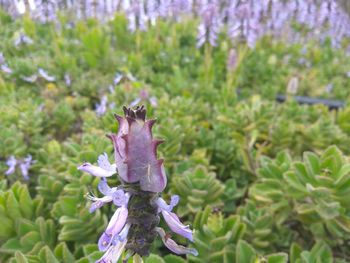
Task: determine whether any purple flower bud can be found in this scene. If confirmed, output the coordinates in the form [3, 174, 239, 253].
[107, 106, 167, 192]
[156, 227, 198, 256]
[5, 156, 17, 176]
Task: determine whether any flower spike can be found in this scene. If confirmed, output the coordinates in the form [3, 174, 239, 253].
[78, 106, 197, 261]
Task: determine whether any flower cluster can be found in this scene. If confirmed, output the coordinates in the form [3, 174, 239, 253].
[1, 0, 350, 49]
[78, 106, 197, 262]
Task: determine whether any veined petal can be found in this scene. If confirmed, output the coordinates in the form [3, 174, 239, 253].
[156, 227, 198, 256]
[162, 210, 193, 242]
[97, 153, 116, 172]
[96, 238, 127, 263]
[78, 163, 115, 177]
[155, 195, 179, 212]
[105, 207, 128, 236]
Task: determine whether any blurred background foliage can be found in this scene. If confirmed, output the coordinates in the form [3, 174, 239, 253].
[1, 5, 350, 263]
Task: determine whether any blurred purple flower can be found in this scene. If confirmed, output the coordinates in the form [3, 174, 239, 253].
[5, 156, 17, 176]
[5, 155, 34, 180]
[1, 64, 13, 74]
[127, 1, 148, 33]
[38, 68, 55, 82]
[19, 155, 34, 180]
[64, 73, 71, 87]
[95, 95, 108, 117]
[14, 33, 34, 47]
[130, 89, 158, 108]
[196, 1, 222, 48]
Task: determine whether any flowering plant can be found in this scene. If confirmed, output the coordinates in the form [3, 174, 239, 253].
[78, 106, 197, 262]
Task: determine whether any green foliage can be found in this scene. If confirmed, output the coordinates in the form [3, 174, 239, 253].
[171, 166, 224, 217]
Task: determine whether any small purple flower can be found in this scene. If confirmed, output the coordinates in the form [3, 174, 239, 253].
[19, 155, 34, 180]
[5, 155, 34, 180]
[1, 64, 13, 74]
[0, 53, 5, 64]
[78, 153, 116, 178]
[38, 68, 55, 82]
[64, 73, 71, 87]
[5, 156, 17, 176]
[227, 49, 237, 71]
[14, 33, 34, 47]
[114, 73, 123, 85]
[95, 96, 108, 117]
[21, 74, 38, 83]
[130, 89, 158, 108]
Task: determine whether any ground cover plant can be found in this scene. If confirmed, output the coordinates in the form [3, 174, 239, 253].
[1, 1, 350, 262]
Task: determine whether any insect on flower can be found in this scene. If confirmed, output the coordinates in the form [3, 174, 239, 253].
[78, 106, 197, 262]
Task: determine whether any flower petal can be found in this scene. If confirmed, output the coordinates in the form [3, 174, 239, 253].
[155, 195, 179, 212]
[78, 163, 114, 177]
[96, 238, 127, 263]
[97, 153, 116, 172]
[113, 191, 129, 207]
[156, 227, 198, 256]
[87, 195, 113, 213]
[97, 178, 115, 196]
[162, 210, 193, 242]
[105, 207, 128, 236]
[98, 232, 113, 251]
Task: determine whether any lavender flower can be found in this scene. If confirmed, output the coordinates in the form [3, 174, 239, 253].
[64, 73, 71, 87]
[126, 2, 148, 33]
[5, 156, 17, 176]
[95, 96, 108, 117]
[130, 89, 158, 108]
[196, 1, 222, 48]
[38, 68, 55, 82]
[1, 64, 13, 74]
[14, 33, 34, 47]
[5, 155, 34, 180]
[78, 106, 197, 261]
[19, 155, 34, 180]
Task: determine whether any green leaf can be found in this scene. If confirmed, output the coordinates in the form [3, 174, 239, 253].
[14, 251, 29, 263]
[236, 240, 256, 263]
[266, 253, 288, 263]
[145, 254, 165, 263]
[163, 254, 186, 263]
